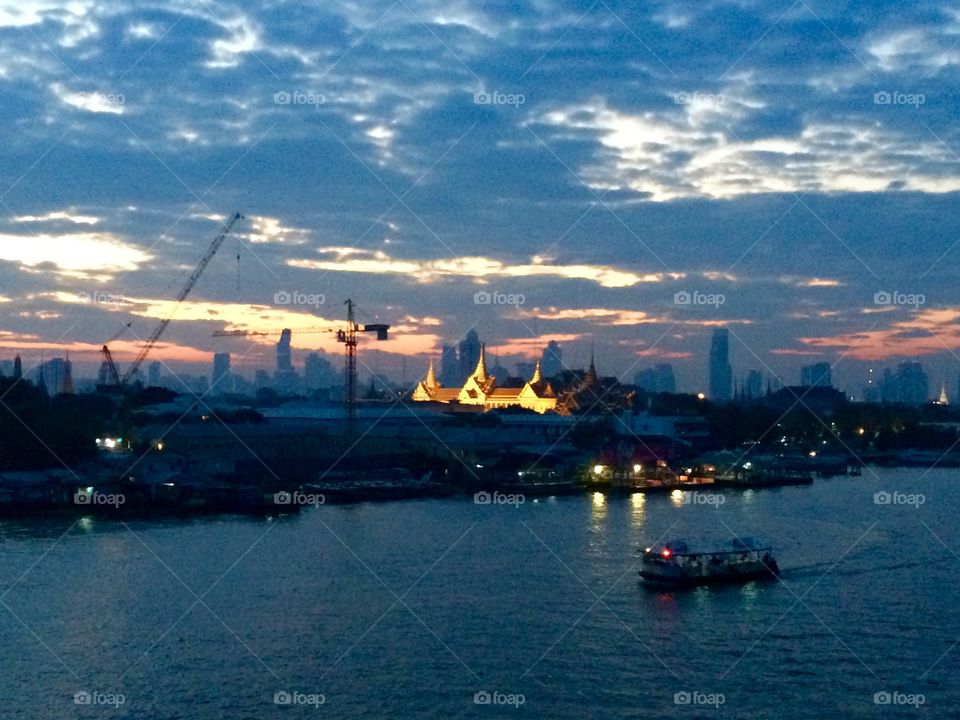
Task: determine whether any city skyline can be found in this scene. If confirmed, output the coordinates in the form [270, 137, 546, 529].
[0, 2, 960, 397]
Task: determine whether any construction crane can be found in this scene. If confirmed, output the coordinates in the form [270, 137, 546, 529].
[101, 212, 244, 388]
[213, 298, 390, 437]
[97, 322, 132, 390]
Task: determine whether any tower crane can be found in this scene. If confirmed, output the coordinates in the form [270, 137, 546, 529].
[212, 298, 390, 437]
[100, 212, 244, 388]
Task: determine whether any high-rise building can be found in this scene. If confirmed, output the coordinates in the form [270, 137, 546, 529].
[541, 341, 563, 379]
[709, 328, 732, 401]
[634, 364, 676, 393]
[148, 361, 162, 388]
[458, 330, 481, 385]
[35, 357, 72, 395]
[304, 352, 335, 390]
[277, 329, 293, 372]
[801, 362, 832, 387]
[440, 344, 459, 387]
[880, 362, 929, 404]
[13, 355, 22, 380]
[744, 369, 763, 399]
[212, 353, 231, 391]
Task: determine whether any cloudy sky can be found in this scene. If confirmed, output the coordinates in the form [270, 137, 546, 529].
[1, 0, 959, 394]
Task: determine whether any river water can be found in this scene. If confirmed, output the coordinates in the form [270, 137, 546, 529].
[0, 468, 954, 718]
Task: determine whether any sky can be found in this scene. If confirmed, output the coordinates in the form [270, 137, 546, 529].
[1, 0, 960, 395]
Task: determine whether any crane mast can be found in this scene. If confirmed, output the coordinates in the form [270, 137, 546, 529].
[121, 212, 243, 384]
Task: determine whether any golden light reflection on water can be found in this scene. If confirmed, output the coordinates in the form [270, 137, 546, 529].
[630, 492, 645, 527]
[591, 491, 606, 521]
[670, 488, 686, 507]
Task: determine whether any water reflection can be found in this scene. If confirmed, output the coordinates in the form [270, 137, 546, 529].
[630, 493, 646, 528]
[591, 491, 606, 522]
[670, 489, 686, 507]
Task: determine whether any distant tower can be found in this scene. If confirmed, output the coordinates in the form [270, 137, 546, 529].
[709, 328, 732, 401]
[939, 383, 949, 405]
[541, 340, 563, 379]
[458, 330, 481, 385]
[13, 355, 22, 380]
[213, 352, 231, 390]
[148, 361, 162, 388]
[440, 344, 459, 386]
[62, 353, 74, 394]
[277, 329, 293, 373]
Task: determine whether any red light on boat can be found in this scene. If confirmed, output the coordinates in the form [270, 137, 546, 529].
[661, 549, 671, 558]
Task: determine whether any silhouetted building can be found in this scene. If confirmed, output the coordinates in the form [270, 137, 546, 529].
[13, 355, 22, 380]
[458, 330, 481, 385]
[801, 362, 832, 387]
[275, 328, 297, 392]
[541, 341, 563, 379]
[148, 361, 162, 388]
[880, 362, 929, 404]
[744, 369, 763, 399]
[709, 329, 732, 401]
[304, 352, 336, 390]
[634, 364, 676, 393]
[213, 353, 231, 391]
[439, 344, 459, 387]
[36, 357, 72, 395]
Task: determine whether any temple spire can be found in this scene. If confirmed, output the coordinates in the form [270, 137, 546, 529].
[473, 343, 488, 384]
[531, 358, 542, 384]
[425, 358, 438, 390]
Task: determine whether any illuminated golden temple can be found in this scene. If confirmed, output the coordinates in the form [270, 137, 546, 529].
[412, 344, 558, 413]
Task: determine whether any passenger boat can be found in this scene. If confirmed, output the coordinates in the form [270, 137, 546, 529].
[640, 538, 779, 586]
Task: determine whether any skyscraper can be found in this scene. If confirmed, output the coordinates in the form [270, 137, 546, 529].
[634, 364, 676, 393]
[13, 355, 21, 380]
[304, 352, 335, 390]
[275, 329, 297, 392]
[800, 362, 832, 387]
[458, 330, 481, 384]
[148, 361, 162, 388]
[439, 344, 458, 386]
[213, 353, 231, 390]
[744, 369, 763, 399]
[541, 341, 563, 379]
[709, 328, 732, 401]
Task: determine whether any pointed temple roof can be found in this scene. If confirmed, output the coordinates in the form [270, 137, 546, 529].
[531, 358, 542, 384]
[473, 343, 489, 384]
[425, 358, 438, 389]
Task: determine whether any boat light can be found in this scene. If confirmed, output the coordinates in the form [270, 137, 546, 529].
[593, 464, 605, 475]
[633, 464, 642, 473]
[661, 549, 672, 558]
